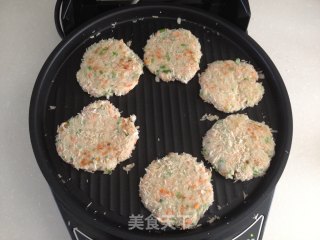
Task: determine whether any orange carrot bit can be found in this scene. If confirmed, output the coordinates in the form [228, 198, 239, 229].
[188, 196, 194, 200]
[175, 54, 182, 60]
[184, 49, 193, 56]
[172, 31, 181, 37]
[198, 177, 208, 184]
[185, 218, 193, 225]
[96, 143, 104, 150]
[80, 158, 91, 167]
[122, 63, 131, 70]
[70, 136, 76, 143]
[155, 49, 162, 58]
[92, 65, 99, 71]
[194, 203, 200, 209]
[159, 188, 171, 196]
[165, 209, 174, 215]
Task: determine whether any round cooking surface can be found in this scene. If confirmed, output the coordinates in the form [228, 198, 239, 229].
[29, 5, 292, 240]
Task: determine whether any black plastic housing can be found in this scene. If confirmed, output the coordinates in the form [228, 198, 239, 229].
[55, 0, 251, 38]
[30, 5, 292, 240]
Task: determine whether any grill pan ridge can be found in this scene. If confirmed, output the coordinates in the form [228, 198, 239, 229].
[29, 5, 292, 240]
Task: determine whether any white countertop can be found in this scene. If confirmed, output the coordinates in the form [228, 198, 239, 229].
[1, 0, 319, 239]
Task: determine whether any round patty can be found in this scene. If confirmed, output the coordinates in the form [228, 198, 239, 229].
[139, 152, 213, 229]
[56, 100, 139, 173]
[202, 114, 275, 181]
[199, 60, 264, 113]
[76, 38, 143, 98]
[144, 28, 202, 83]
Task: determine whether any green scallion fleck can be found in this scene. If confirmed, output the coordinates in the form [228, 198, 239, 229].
[104, 168, 112, 175]
[170, 217, 177, 223]
[104, 89, 113, 98]
[235, 58, 241, 64]
[158, 65, 172, 74]
[227, 171, 233, 179]
[117, 118, 121, 128]
[253, 169, 261, 177]
[76, 129, 82, 135]
[163, 170, 172, 178]
[201, 148, 208, 156]
[159, 28, 166, 33]
[162, 69, 172, 74]
[112, 51, 118, 56]
[99, 47, 109, 55]
[264, 136, 271, 143]
[218, 158, 225, 168]
[166, 52, 170, 61]
[176, 192, 184, 199]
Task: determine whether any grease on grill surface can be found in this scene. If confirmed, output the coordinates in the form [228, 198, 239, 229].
[144, 28, 202, 84]
[55, 100, 139, 173]
[199, 60, 264, 113]
[202, 114, 275, 181]
[139, 153, 214, 229]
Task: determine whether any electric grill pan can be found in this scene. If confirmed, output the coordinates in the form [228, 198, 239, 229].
[29, 5, 292, 240]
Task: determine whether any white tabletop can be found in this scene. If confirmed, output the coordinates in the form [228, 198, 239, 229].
[1, 0, 319, 239]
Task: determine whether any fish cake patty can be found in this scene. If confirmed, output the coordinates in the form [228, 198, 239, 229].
[76, 38, 143, 98]
[199, 60, 264, 113]
[144, 28, 202, 83]
[139, 152, 213, 229]
[56, 100, 139, 173]
[202, 114, 275, 181]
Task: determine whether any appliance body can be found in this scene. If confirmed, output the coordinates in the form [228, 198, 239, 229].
[55, 0, 251, 37]
[30, 2, 292, 240]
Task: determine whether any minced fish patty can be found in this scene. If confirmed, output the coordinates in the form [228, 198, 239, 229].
[55, 100, 139, 174]
[76, 38, 143, 98]
[199, 60, 264, 113]
[144, 28, 202, 84]
[202, 114, 275, 181]
[139, 153, 213, 229]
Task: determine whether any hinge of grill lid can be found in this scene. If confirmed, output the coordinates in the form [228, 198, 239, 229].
[55, 0, 251, 38]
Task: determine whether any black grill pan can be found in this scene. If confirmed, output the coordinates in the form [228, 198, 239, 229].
[29, 5, 292, 240]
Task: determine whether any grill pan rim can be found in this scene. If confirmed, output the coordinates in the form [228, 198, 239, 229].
[29, 4, 293, 239]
